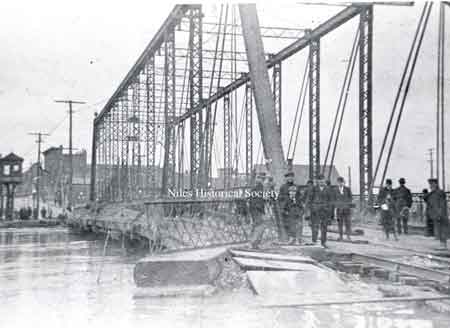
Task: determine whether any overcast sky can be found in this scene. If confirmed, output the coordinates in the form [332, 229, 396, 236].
[0, 1, 448, 191]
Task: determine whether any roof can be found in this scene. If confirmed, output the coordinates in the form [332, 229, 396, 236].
[42, 146, 62, 155]
[0, 152, 24, 163]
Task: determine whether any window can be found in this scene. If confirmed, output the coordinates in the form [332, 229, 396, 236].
[13, 164, 20, 172]
[3, 165, 10, 176]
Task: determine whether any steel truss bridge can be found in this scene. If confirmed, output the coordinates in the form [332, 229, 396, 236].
[90, 2, 443, 210]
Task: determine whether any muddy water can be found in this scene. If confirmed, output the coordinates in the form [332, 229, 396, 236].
[0, 227, 449, 328]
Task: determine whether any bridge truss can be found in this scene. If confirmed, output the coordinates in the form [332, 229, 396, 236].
[90, 3, 409, 208]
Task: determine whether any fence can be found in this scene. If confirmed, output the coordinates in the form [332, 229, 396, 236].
[143, 198, 278, 253]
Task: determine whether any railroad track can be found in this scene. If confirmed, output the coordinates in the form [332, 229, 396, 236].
[349, 253, 450, 285]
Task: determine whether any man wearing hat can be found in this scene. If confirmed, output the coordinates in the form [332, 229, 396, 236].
[310, 174, 334, 247]
[423, 179, 448, 250]
[393, 178, 413, 235]
[334, 177, 353, 241]
[248, 172, 266, 249]
[278, 171, 297, 242]
[377, 179, 394, 205]
[266, 176, 283, 239]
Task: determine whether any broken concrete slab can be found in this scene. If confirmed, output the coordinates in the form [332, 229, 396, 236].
[134, 247, 230, 287]
[247, 270, 351, 303]
[232, 257, 320, 271]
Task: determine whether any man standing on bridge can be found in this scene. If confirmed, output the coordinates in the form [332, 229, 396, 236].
[334, 177, 353, 241]
[278, 172, 297, 242]
[310, 174, 334, 247]
[377, 179, 394, 204]
[248, 172, 266, 249]
[393, 178, 413, 235]
[424, 178, 448, 250]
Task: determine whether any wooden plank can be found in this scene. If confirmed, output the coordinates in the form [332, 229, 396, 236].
[229, 249, 317, 264]
[262, 296, 450, 309]
[233, 257, 319, 271]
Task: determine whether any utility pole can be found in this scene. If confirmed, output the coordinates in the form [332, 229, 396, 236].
[29, 132, 50, 219]
[54, 100, 86, 210]
[348, 166, 352, 191]
[428, 148, 435, 178]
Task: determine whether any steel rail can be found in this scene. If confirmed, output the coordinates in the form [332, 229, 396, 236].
[351, 253, 450, 284]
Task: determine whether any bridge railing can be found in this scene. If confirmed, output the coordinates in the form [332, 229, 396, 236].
[143, 198, 277, 253]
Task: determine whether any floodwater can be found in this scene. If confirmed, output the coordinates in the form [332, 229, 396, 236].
[0, 227, 449, 328]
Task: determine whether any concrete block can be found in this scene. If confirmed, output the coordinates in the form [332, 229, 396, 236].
[133, 247, 229, 287]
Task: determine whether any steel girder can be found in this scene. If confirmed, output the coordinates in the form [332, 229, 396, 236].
[145, 57, 157, 197]
[309, 36, 321, 180]
[359, 6, 373, 207]
[272, 60, 282, 133]
[175, 5, 365, 125]
[223, 94, 232, 189]
[245, 81, 253, 185]
[188, 6, 203, 191]
[161, 30, 177, 196]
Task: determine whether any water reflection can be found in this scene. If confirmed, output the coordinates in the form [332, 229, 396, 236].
[0, 227, 448, 328]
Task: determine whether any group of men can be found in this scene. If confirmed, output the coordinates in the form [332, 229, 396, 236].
[377, 177, 448, 249]
[377, 178, 413, 240]
[248, 171, 353, 249]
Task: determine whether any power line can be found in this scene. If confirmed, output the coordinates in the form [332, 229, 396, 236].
[28, 132, 50, 218]
[427, 148, 434, 179]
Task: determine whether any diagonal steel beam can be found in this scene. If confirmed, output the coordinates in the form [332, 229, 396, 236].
[239, 4, 286, 186]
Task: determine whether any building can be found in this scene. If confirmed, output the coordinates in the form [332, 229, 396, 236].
[253, 164, 342, 186]
[16, 146, 90, 208]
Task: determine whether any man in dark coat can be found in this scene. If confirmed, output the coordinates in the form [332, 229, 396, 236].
[266, 176, 283, 240]
[310, 175, 334, 247]
[278, 172, 297, 241]
[377, 179, 394, 205]
[281, 185, 304, 244]
[248, 173, 266, 249]
[424, 178, 448, 250]
[393, 178, 413, 234]
[422, 188, 434, 237]
[334, 177, 353, 241]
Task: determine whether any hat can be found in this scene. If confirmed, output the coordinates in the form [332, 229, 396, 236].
[284, 172, 294, 177]
[307, 179, 313, 185]
[428, 178, 438, 184]
[386, 179, 392, 185]
[399, 178, 406, 184]
[257, 172, 266, 178]
[316, 174, 325, 180]
[337, 176, 345, 183]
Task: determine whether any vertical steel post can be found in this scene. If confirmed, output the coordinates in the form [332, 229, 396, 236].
[145, 56, 156, 196]
[223, 94, 232, 189]
[188, 5, 203, 191]
[309, 35, 321, 180]
[245, 81, 253, 185]
[161, 29, 176, 196]
[359, 6, 374, 207]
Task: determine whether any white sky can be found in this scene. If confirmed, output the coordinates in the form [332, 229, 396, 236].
[0, 1, 448, 191]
